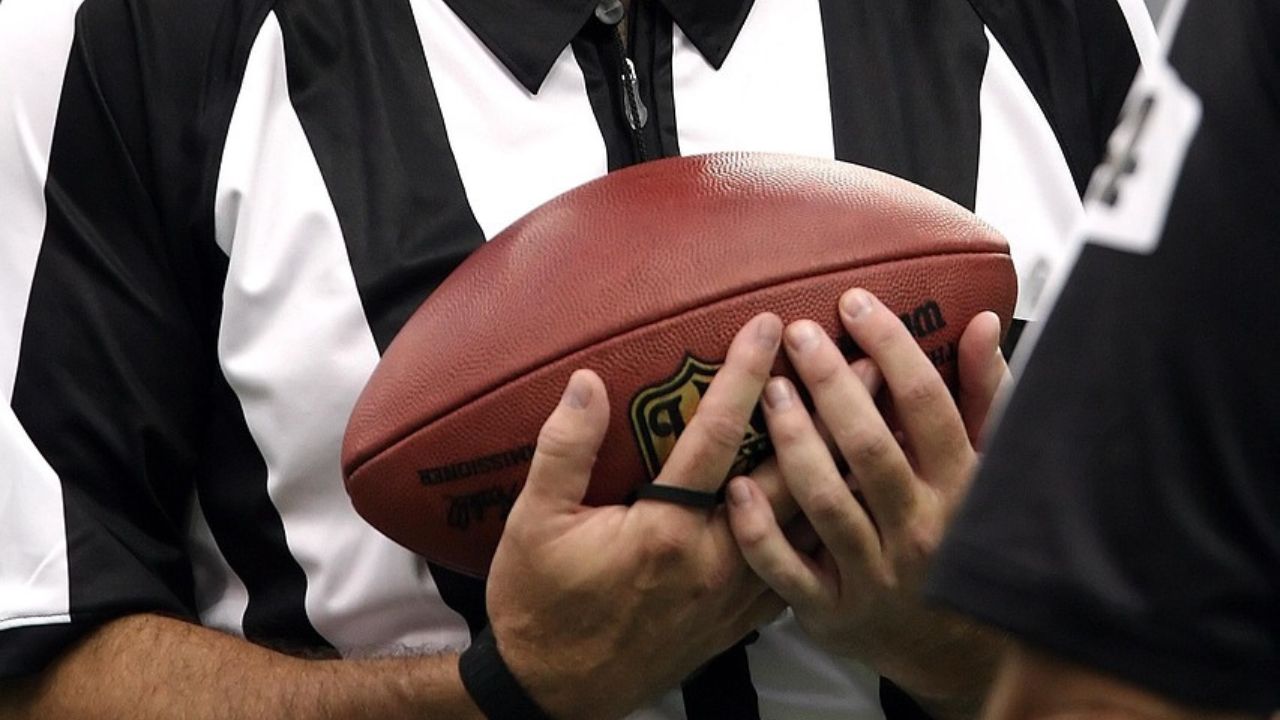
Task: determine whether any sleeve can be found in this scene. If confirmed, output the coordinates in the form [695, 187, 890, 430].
[927, 1, 1280, 713]
[0, 0, 223, 677]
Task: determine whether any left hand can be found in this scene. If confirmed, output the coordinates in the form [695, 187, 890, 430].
[725, 288, 1009, 719]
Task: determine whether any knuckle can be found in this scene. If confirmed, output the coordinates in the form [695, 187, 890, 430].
[803, 487, 850, 525]
[896, 522, 942, 565]
[742, 357, 772, 386]
[768, 413, 809, 447]
[871, 564, 901, 592]
[698, 560, 735, 595]
[691, 411, 748, 454]
[800, 352, 844, 390]
[761, 562, 804, 598]
[896, 376, 945, 413]
[846, 429, 896, 470]
[643, 524, 691, 564]
[535, 420, 582, 460]
[734, 516, 772, 550]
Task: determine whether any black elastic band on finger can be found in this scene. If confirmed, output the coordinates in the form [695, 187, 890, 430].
[633, 483, 722, 509]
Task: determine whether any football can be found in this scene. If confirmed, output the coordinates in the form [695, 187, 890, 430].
[342, 153, 1016, 577]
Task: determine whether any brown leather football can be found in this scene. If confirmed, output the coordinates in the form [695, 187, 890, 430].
[342, 153, 1016, 577]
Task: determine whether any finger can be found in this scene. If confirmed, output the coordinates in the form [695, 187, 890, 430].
[849, 357, 883, 395]
[784, 319, 920, 535]
[657, 313, 782, 493]
[748, 357, 881, 527]
[747, 458, 800, 526]
[809, 357, 878, 485]
[522, 370, 610, 510]
[759, 377, 881, 578]
[839, 289, 970, 480]
[957, 311, 1010, 448]
[726, 476, 833, 615]
[807, 356, 882, 448]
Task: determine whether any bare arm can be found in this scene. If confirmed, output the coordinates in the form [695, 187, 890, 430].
[2, 314, 792, 720]
[0, 614, 482, 720]
[982, 643, 1259, 720]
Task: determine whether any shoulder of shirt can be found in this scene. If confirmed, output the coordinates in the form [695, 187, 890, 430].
[72, 0, 277, 109]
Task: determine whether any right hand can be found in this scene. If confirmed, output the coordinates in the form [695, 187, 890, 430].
[726, 299, 1009, 718]
[485, 313, 789, 720]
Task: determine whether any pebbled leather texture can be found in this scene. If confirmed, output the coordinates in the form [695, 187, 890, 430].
[342, 153, 1016, 576]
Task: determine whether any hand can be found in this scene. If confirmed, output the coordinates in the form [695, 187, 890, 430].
[486, 313, 789, 720]
[726, 290, 1009, 719]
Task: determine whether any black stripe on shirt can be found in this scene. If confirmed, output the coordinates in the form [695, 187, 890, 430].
[10, 0, 340, 659]
[820, 0, 988, 210]
[8, 0, 216, 672]
[0, 625, 94, 679]
[273, 0, 489, 352]
[272, 0, 491, 637]
[965, 0, 1141, 195]
[196, 379, 336, 652]
[188, 0, 337, 654]
[681, 634, 760, 720]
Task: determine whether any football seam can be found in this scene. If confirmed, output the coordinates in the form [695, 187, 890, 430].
[344, 248, 1011, 478]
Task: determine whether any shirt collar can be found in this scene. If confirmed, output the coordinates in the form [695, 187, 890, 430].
[440, 0, 756, 93]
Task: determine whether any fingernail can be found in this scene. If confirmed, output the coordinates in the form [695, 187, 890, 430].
[727, 478, 751, 507]
[755, 313, 782, 348]
[561, 372, 591, 409]
[785, 321, 822, 353]
[840, 289, 872, 321]
[763, 377, 793, 410]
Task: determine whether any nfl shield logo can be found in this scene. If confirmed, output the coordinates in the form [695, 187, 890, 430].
[629, 354, 772, 481]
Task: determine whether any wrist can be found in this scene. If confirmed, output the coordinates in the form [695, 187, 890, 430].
[484, 624, 647, 720]
[880, 627, 1005, 720]
[458, 626, 555, 720]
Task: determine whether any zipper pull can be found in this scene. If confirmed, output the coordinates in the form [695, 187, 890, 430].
[621, 57, 649, 131]
[595, 0, 624, 26]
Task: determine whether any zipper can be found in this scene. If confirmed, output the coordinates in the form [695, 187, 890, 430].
[617, 44, 650, 160]
[596, 0, 652, 162]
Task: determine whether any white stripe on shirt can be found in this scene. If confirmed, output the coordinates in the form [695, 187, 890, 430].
[0, 0, 83, 635]
[213, 12, 471, 655]
[411, 0, 609, 241]
[673, 0, 834, 159]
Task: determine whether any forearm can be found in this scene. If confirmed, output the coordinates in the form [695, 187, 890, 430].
[0, 614, 483, 720]
[982, 642, 1256, 720]
[878, 613, 1006, 720]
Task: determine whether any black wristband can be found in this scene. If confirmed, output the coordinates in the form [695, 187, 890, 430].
[459, 626, 554, 720]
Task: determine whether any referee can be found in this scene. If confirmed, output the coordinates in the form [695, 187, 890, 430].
[0, 0, 1150, 718]
[930, 0, 1280, 715]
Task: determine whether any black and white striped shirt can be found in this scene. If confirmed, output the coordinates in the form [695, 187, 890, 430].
[0, 0, 1152, 716]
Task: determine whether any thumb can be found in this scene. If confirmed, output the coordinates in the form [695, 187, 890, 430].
[521, 369, 610, 511]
